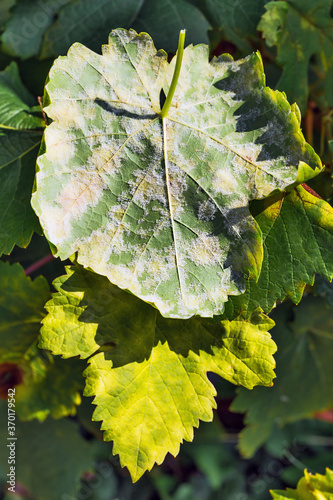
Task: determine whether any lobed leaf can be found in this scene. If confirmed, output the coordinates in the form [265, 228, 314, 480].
[223, 184, 333, 319]
[258, 0, 333, 112]
[40, 264, 276, 481]
[32, 29, 322, 319]
[231, 297, 333, 457]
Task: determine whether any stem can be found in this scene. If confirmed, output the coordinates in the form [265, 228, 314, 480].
[25, 253, 54, 276]
[160, 30, 186, 118]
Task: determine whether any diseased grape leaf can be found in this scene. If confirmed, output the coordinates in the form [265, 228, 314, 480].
[0, 400, 98, 500]
[0, 62, 44, 255]
[39, 264, 276, 481]
[270, 468, 333, 500]
[258, 0, 333, 113]
[0, 261, 82, 421]
[223, 184, 333, 319]
[32, 28, 321, 319]
[231, 297, 333, 458]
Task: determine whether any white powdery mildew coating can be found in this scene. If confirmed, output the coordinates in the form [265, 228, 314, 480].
[185, 232, 226, 267]
[198, 200, 217, 222]
[42, 125, 76, 164]
[57, 171, 107, 217]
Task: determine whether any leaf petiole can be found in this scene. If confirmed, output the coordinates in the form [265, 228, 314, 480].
[160, 30, 186, 118]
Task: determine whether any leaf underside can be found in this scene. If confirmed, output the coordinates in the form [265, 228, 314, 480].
[32, 28, 321, 319]
[40, 264, 277, 481]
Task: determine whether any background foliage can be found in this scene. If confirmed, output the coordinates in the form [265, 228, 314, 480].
[0, 0, 332, 498]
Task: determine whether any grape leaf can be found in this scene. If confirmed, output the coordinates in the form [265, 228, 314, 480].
[0, 0, 15, 31]
[231, 297, 333, 457]
[186, 0, 268, 50]
[270, 468, 333, 500]
[0, 62, 44, 255]
[40, 0, 144, 59]
[31, 28, 322, 319]
[258, 0, 333, 113]
[131, 0, 210, 51]
[0, 261, 82, 421]
[223, 184, 333, 319]
[0, 0, 70, 60]
[15, 353, 84, 421]
[39, 264, 276, 481]
[0, 261, 49, 364]
[1, 0, 210, 60]
[0, 400, 98, 500]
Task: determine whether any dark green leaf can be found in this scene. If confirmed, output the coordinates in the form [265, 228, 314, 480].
[258, 0, 333, 112]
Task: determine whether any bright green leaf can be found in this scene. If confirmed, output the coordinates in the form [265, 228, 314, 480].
[39, 264, 276, 481]
[231, 297, 333, 457]
[223, 184, 333, 319]
[32, 29, 321, 318]
[0, 62, 44, 255]
[271, 468, 333, 500]
[258, 0, 333, 112]
[0, 261, 82, 421]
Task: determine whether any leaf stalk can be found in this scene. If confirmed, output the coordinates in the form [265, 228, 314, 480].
[160, 30, 186, 118]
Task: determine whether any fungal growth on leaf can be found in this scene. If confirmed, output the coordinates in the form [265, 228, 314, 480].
[32, 29, 321, 319]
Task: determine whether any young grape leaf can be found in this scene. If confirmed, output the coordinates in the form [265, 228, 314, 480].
[0, 62, 44, 255]
[0, 400, 98, 500]
[258, 0, 333, 113]
[32, 28, 322, 319]
[39, 264, 276, 481]
[223, 184, 333, 319]
[231, 297, 333, 457]
[0, 261, 82, 421]
[270, 468, 333, 500]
